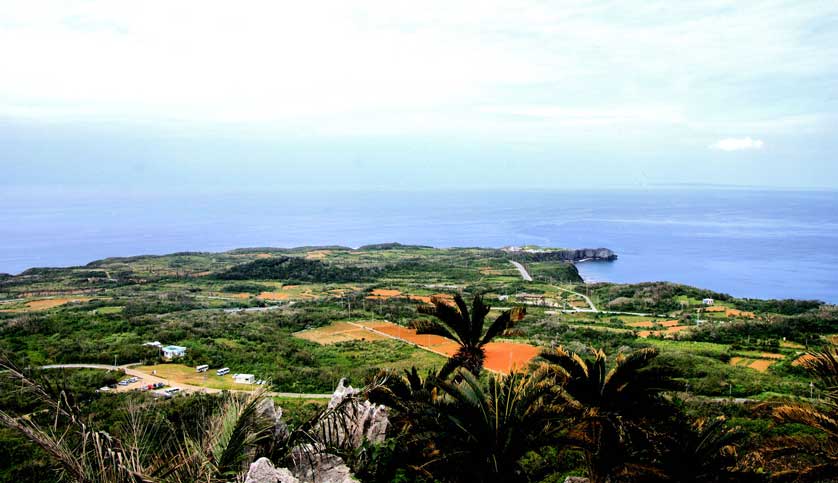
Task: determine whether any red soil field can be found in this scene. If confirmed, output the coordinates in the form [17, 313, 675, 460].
[366, 289, 402, 300]
[355, 321, 539, 373]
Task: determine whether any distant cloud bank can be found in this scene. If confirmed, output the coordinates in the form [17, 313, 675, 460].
[710, 137, 765, 151]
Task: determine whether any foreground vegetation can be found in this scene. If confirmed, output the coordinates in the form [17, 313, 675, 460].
[1, 244, 836, 481]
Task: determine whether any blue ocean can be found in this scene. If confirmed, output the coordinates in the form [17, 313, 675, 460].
[1, 188, 836, 303]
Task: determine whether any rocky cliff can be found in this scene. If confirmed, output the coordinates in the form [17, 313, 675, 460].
[505, 247, 617, 263]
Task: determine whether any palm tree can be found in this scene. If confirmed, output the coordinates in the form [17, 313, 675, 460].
[656, 416, 749, 482]
[435, 366, 567, 483]
[415, 294, 525, 376]
[369, 364, 566, 483]
[540, 346, 674, 483]
[366, 367, 450, 479]
[765, 346, 838, 482]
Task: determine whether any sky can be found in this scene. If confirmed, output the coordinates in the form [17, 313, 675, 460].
[1, 0, 837, 191]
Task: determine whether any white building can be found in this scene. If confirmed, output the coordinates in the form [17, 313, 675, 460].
[702, 298, 715, 306]
[233, 373, 255, 384]
[162, 345, 187, 359]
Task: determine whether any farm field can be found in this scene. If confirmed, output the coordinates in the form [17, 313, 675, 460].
[0, 245, 834, 411]
[0, 244, 836, 482]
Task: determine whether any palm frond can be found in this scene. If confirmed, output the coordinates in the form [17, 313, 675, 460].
[412, 319, 461, 345]
[603, 347, 659, 398]
[469, 295, 491, 345]
[479, 306, 525, 347]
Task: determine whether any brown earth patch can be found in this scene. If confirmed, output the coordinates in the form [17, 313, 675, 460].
[409, 295, 433, 304]
[726, 308, 755, 318]
[24, 297, 94, 311]
[792, 353, 816, 367]
[483, 342, 541, 373]
[660, 320, 681, 327]
[367, 289, 404, 300]
[760, 352, 785, 360]
[748, 359, 774, 372]
[352, 320, 538, 374]
[305, 250, 332, 260]
[257, 292, 289, 300]
[294, 322, 388, 345]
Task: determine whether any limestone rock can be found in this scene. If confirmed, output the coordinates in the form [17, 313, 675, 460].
[290, 445, 359, 483]
[320, 378, 388, 449]
[258, 397, 289, 442]
[563, 477, 590, 483]
[244, 457, 299, 483]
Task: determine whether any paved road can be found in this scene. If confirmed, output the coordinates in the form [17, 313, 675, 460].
[40, 364, 332, 399]
[553, 286, 598, 312]
[509, 261, 533, 282]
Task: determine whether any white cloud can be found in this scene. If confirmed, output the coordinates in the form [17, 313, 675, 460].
[479, 105, 685, 126]
[0, 0, 836, 139]
[710, 137, 765, 151]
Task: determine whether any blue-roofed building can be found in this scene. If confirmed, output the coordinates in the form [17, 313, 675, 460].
[162, 345, 187, 359]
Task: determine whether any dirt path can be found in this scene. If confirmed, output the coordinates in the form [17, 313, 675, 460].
[40, 364, 331, 399]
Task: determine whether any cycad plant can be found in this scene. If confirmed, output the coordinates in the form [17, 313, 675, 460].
[415, 294, 525, 376]
[766, 347, 838, 482]
[435, 366, 567, 483]
[655, 416, 748, 482]
[369, 364, 566, 483]
[540, 346, 673, 483]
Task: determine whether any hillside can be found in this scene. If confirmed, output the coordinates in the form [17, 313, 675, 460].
[0, 244, 836, 482]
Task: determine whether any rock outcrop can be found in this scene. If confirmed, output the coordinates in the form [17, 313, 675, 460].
[290, 445, 358, 483]
[507, 248, 617, 262]
[245, 452, 358, 483]
[257, 396, 289, 443]
[319, 379, 388, 449]
[245, 458, 300, 483]
[244, 380, 387, 483]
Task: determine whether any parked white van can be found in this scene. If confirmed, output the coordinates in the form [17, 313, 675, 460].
[216, 367, 230, 376]
[196, 364, 209, 373]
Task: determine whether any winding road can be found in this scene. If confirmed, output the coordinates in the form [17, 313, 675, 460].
[509, 261, 533, 282]
[509, 260, 599, 312]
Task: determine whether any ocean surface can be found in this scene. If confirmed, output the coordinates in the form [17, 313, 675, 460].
[1, 188, 837, 303]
